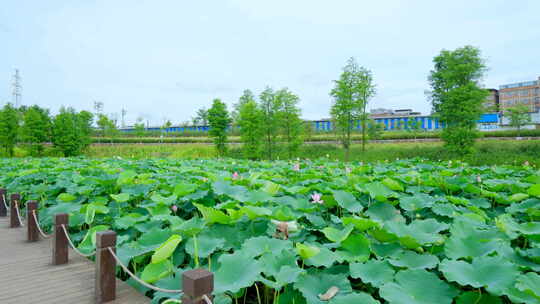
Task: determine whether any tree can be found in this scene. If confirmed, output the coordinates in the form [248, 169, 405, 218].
[330, 57, 376, 160]
[97, 114, 118, 143]
[275, 88, 303, 158]
[20, 105, 51, 156]
[134, 117, 146, 140]
[238, 99, 263, 159]
[367, 120, 384, 141]
[208, 99, 231, 156]
[232, 89, 256, 123]
[428, 46, 488, 154]
[0, 103, 20, 156]
[259, 87, 281, 160]
[193, 108, 209, 125]
[162, 120, 172, 137]
[52, 107, 92, 156]
[507, 104, 531, 137]
[407, 118, 423, 141]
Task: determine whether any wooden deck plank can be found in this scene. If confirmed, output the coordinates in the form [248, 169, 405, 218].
[0, 217, 150, 304]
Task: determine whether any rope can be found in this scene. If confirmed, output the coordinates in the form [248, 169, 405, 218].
[202, 294, 213, 304]
[61, 224, 96, 257]
[107, 247, 184, 294]
[14, 201, 25, 227]
[1, 194, 8, 212]
[32, 210, 52, 239]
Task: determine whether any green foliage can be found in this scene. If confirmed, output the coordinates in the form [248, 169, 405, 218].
[20, 105, 51, 156]
[259, 87, 281, 159]
[367, 120, 384, 140]
[0, 103, 20, 156]
[507, 104, 532, 136]
[208, 98, 231, 156]
[193, 107, 209, 125]
[238, 99, 263, 159]
[97, 114, 118, 141]
[134, 117, 146, 138]
[1, 157, 540, 303]
[330, 57, 376, 159]
[428, 46, 488, 154]
[51, 107, 94, 156]
[275, 88, 304, 158]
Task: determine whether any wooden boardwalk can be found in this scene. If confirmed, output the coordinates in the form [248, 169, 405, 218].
[0, 217, 149, 304]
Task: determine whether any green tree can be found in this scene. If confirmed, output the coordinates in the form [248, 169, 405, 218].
[208, 98, 231, 156]
[428, 46, 488, 154]
[0, 103, 20, 156]
[193, 108, 209, 125]
[407, 118, 423, 141]
[232, 89, 256, 123]
[20, 105, 51, 156]
[367, 120, 384, 140]
[330, 57, 376, 160]
[259, 87, 281, 160]
[238, 99, 263, 159]
[507, 104, 531, 137]
[77, 110, 94, 150]
[52, 107, 91, 156]
[275, 88, 303, 158]
[98, 114, 118, 143]
[134, 117, 146, 140]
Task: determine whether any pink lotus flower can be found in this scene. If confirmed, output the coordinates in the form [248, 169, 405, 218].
[524, 161, 530, 166]
[345, 167, 352, 174]
[232, 172, 240, 180]
[293, 163, 300, 171]
[311, 193, 324, 204]
[171, 205, 178, 212]
[476, 175, 482, 183]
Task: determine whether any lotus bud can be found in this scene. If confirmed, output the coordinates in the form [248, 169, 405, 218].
[171, 205, 178, 212]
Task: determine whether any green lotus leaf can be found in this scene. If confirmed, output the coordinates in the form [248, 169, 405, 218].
[305, 245, 337, 268]
[141, 259, 173, 283]
[439, 256, 519, 296]
[350, 259, 395, 288]
[388, 250, 439, 269]
[528, 184, 540, 197]
[382, 177, 404, 192]
[115, 213, 148, 229]
[335, 233, 371, 263]
[241, 236, 293, 258]
[214, 250, 263, 293]
[321, 225, 354, 243]
[174, 182, 197, 196]
[455, 291, 502, 304]
[516, 272, 540, 300]
[342, 216, 380, 231]
[399, 193, 437, 211]
[379, 269, 458, 304]
[332, 190, 363, 213]
[194, 203, 232, 225]
[151, 234, 182, 264]
[110, 193, 130, 202]
[185, 234, 225, 259]
[57, 193, 76, 202]
[296, 243, 321, 260]
[294, 271, 352, 304]
[365, 182, 395, 202]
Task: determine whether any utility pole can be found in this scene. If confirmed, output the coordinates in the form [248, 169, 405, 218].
[12, 69, 22, 108]
[121, 108, 127, 127]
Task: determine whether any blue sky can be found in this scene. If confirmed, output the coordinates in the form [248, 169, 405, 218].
[1, 0, 539, 125]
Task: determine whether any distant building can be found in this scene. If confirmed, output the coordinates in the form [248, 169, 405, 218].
[499, 77, 540, 112]
[484, 89, 500, 112]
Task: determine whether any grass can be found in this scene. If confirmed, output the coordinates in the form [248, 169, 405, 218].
[85, 139, 540, 166]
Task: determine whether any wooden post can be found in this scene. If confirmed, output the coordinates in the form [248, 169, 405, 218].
[10, 193, 21, 228]
[0, 188, 7, 217]
[95, 231, 116, 303]
[182, 269, 214, 304]
[53, 213, 69, 265]
[27, 200, 39, 242]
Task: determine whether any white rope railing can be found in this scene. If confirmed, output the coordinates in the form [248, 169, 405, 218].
[1, 194, 8, 212]
[14, 201, 25, 227]
[202, 294, 213, 304]
[32, 210, 52, 239]
[107, 247, 184, 294]
[61, 224, 96, 257]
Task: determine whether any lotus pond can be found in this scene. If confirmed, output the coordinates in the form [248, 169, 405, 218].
[1, 157, 540, 304]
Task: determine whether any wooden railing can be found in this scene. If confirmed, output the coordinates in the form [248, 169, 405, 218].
[0, 188, 214, 304]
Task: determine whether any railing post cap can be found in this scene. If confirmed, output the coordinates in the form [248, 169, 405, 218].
[54, 213, 69, 224]
[11, 193, 20, 200]
[183, 269, 214, 297]
[96, 230, 116, 248]
[27, 200, 38, 209]
[0, 188, 6, 194]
